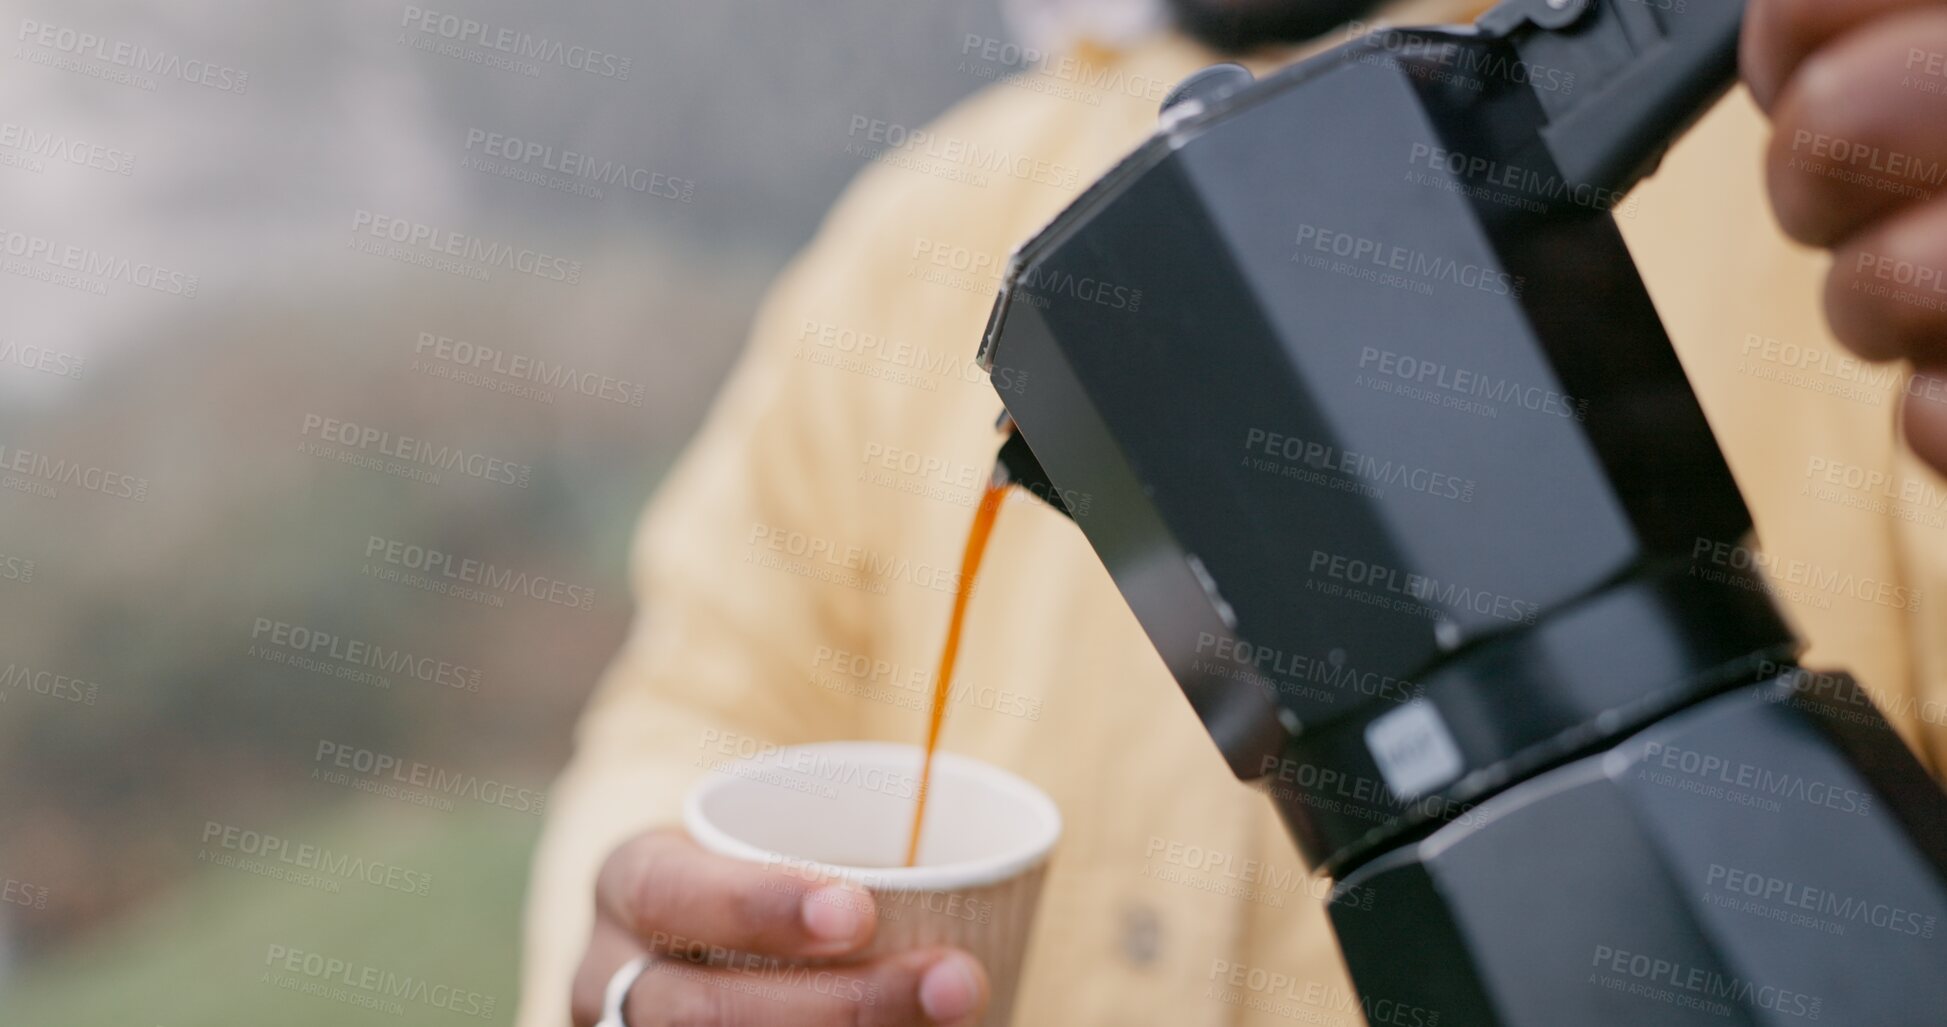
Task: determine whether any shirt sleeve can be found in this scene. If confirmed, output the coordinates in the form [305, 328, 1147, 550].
[511, 201, 896, 1026]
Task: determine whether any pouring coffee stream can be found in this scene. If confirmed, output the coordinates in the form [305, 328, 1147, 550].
[903, 475, 1010, 867]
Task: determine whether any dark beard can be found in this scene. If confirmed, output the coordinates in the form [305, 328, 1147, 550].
[1168, 0, 1389, 53]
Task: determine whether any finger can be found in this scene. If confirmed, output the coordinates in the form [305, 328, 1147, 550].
[595, 828, 877, 960]
[1902, 363, 1947, 475]
[1765, 10, 1947, 247]
[624, 946, 989, 1027]
[1744, 0, 1945, 111]
[1823, 196, 1947, 363]
[569, 920, 650, 1027]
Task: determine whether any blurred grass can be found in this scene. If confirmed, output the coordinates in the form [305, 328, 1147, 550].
[0, 801, 538, 1026]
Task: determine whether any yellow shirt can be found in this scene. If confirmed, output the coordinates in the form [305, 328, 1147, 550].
[517, 10, 1947, 1024]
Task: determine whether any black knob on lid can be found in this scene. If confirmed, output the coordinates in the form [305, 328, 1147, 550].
[1160, 63, 1253, 118]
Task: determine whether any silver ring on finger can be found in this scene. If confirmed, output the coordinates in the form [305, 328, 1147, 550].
[597, 955, 652, 1027]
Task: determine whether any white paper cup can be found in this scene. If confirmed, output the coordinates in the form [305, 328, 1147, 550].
[684, 741, 1062, 1025]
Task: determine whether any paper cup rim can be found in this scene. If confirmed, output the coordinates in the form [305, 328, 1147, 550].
[683, 741, 1062, 892]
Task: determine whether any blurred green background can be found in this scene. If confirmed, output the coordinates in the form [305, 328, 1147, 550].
[0, 0, 1005, 1020]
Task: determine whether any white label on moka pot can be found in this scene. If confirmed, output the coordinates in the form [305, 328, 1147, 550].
[1366, 700, 1464, 801]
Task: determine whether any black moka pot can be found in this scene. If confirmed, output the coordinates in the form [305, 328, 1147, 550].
[980, 1, 1947, 1021]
